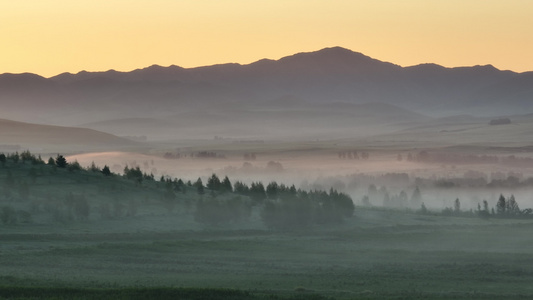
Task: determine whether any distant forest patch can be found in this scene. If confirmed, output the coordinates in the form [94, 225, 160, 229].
[489, 118, 511, 125]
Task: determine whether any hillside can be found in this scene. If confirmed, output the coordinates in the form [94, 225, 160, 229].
[0, 152, 193, 229]
[357, 113, 533, 149]
[0, 118, 138, 152]
[79, 102, 430, 141]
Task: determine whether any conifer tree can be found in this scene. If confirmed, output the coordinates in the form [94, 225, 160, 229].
[55, 154, 67, 168]
[496, 194, 506, 215]
[222, 176, 233, 193]
[102, 165, 111, 176]
[194, 178, 205, 194]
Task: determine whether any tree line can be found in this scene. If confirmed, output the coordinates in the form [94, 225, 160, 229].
[190, 174, 355, 229]
[420, 194, 533, 219]
[1, 151, 355, 229]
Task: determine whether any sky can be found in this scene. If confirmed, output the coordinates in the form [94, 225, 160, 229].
[1, 0, 532, 77]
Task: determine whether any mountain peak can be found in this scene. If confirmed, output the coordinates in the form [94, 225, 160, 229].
[0, 73, 48, 88]
[317, 46, 355, 54]
[281, 46, 363, 61]
[473, 64, 499, 71]
[269, 46, 401, 75]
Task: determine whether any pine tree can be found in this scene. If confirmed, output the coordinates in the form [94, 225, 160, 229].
[496, 194, 506, 215]
[102, 165, 111, 176]
[10, 152, 19, 163]
[233, 181, 249, 195]
[206, 174, 221, 191]
[266, 181, 279, 199]
[221, 176, 233, 193]
[55, 154, 67, 168]
[194, 178, 205, 194]
[88, 161, 99, 172]
[508, 195, 520, 215]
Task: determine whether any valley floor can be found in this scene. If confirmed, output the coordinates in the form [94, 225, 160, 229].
[2, 209, 533, 299]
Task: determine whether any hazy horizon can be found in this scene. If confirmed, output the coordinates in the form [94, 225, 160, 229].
[2, 1, 533, 77]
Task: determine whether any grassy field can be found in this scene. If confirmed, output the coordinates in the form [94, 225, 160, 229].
[3, 210, 533, 299]
[2, 157, 533, 299]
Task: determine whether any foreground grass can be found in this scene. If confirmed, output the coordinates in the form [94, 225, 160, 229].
[2, 286, 532, 300]
[2, 220, 533, 299]
[0, 287, 254, 300]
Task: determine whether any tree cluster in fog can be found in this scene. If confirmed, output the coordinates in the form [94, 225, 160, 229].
[489, 118, 511, 125]
[337, 150, 369, 160]
[406, 150, 533, 167]
[421, 194, 533, 220]
[0, 151, 355, 230]
[261, 188, 354, 229]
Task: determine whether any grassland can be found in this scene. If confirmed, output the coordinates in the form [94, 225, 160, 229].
[3, 217, 533, 299]
[2, 157, 533, 299]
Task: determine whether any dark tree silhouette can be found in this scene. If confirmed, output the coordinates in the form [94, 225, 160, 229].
[206, 174, 221, 191]
[221, 176, 232, 193]
[233, 181, 249, 195]
[123, 166, 143, 184]
[102, 165, 111, 176]
[507, 195, 520, 215]
[10, 152, 19, 163]
[454, 198, 461, 213]
[194, 178, 205, 194]
[496, 194, 506, 215]
[20, 150, 33, 163]
[249, 182, 266, 203]
[266, 181, 279, 199]
[88, 161, 99, 172]
[55, 155, 67, 168]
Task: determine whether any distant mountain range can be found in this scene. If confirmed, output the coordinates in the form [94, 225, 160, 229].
[1, 47, 532, 141]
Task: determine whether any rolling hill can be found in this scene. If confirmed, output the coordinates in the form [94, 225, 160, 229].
[79, 102, 431, 141]
[354, 113, 533, 149]
[0, 118, 138, 152]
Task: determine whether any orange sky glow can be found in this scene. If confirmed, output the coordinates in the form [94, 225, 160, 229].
[1, 0, 532, 77]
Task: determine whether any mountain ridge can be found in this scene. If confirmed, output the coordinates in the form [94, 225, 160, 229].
[0, 46, 532, 128]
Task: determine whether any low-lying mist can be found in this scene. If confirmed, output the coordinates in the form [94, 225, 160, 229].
[68, 148, 533, 213]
